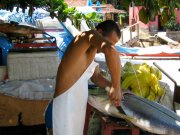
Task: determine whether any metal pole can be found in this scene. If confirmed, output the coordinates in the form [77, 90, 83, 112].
[137, 23, 139, 39]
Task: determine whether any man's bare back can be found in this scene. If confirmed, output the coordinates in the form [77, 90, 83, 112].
[54, 31, 98, 97]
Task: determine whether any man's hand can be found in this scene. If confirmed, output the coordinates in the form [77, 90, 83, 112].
[108, 87, 122, 106]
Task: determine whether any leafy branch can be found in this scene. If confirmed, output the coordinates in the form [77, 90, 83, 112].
[0, 0, 68, 21]
[63, 7, 102, 30]
[121, 0, 180, 24]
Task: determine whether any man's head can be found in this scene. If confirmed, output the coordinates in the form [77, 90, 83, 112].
[96, 20, 121, 44]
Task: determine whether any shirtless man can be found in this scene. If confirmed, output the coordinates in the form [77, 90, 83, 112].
[52, 20, 122, 135]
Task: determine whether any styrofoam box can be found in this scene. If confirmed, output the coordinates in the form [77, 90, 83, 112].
[7, 51, 60, 81]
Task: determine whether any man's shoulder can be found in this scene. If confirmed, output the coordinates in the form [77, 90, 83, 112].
[75, 30, 99, 43]
[88, 30, 99, 35]
[81, 30, 99, 36]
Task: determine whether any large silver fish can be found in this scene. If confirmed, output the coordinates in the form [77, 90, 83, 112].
[88, 93, 180, 135]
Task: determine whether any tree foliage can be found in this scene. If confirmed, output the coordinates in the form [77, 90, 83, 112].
[121, 0, 180, 24]
[0, 0, 179, 25]
[0, 0, 103, 30]
[0, 0, 68, 21]
[63, 7, 102, 30]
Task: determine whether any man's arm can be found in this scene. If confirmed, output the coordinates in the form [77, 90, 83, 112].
[102, 45, 122, 106]
[90, 66, 111, 88]
[88, 30, 122, 106]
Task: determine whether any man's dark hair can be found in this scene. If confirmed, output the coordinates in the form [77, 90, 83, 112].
[96, 20, 121, 38]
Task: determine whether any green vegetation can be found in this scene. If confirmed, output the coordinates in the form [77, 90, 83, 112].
[0, 0, 179, 28]
[83, 12, 102, 29]
[120, 0, 180, 25]
[0, 0, 68, 21]
[164, 17, 179, 31]
[118, 13, 129, 27]
[63, 7, 103, 30]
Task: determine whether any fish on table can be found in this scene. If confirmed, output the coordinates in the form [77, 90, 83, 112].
[88, 92, 180, 135]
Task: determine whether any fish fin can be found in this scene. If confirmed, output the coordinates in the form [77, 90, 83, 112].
[117, 106, 126, 115]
